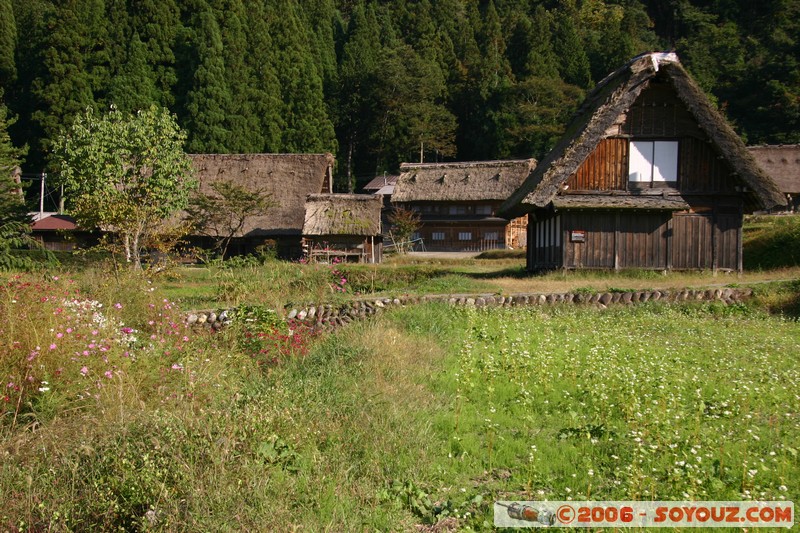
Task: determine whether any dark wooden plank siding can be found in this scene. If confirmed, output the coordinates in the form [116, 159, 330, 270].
[618, 81, 705, 138]
[679, 137, 736, 193]
[526, 209, 743, 272]
[566, 138, 628, 191]
[672, 214, 713, 269]
[562, 212, 615, 268]
[617, 212, 669, 269]
[715, 213, 741, 270]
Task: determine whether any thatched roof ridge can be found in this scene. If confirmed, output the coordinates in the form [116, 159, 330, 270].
[190, 153, 334, 236]
[303, 194, 382, 236]
[500, 53, 786, 216]
[748, 145, 800, 195]
[393, 159, 536, 203]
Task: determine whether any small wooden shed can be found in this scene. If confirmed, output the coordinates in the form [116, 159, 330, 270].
[500, 53, 785, 272]
[302, 194, 383, 263]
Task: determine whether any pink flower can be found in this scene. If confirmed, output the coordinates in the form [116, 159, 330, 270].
[66, 328, 73, 333]
[171, 363, 183, 371]
[88, 343, 96, 349]
[82, 350, 89, 356]
[56, 332, 64, 339]
[182, 336, 189, 342]
[91, 330, 98, 336]
[49, 343, 57, 350]
[114, 303, 122, 309]
[80, 366, 88, 376]
[104, 370, 113, 379]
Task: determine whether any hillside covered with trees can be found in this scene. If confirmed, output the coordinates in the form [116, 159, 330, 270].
[1, 0, 798, 192]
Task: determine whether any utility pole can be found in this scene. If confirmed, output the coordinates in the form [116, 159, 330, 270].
[39, 172, 46, 217]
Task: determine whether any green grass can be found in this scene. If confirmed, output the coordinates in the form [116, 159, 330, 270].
[1, 214, 800, 529]
[744, 214, 800, 270]
[2, 270, 799, 530]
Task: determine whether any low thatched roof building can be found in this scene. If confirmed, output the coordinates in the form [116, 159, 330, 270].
[748, 145, 800, 206]
[190, 153, 334, 237]
[302, 194, 383, 263]
[393, 159, 536, 203]
[303, 194, 382, 236]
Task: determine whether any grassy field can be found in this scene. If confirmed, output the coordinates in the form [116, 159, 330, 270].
[1, 287, 798, 530]
[1, 215, 799, 530]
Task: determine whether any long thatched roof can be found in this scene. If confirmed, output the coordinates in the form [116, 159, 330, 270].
[393, 159, 536, 203]
[190, 153, 334, 236]
[303, 194, 382, 236]
[748, 145, 800, 195]
[500, 53, 786, 216]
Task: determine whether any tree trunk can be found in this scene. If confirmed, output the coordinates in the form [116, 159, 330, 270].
[346, 137, 354, 194]
[131, 230, 142, 270]
[124, 234, 132, 263]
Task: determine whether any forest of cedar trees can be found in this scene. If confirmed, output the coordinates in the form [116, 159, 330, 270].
[0, 0, 797, 193]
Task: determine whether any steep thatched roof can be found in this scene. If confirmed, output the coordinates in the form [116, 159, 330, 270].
[393, 159, 536, 203]
[303, 194, 382, 236]
[500, 53, 786, 216]
[190, 153, 334, 236]
[748, 145, 800, 195]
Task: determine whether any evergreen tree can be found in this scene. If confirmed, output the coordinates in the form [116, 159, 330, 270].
[219, 0, 261, 153]
[183, 4, 231, 153]
[29, 1, 96, 161]
[552, 1, 592, 89]
[0, 94, 32, 270]
[336, 1, 383, 191]
[243, 0, 283, 152]
[268, 0, 336, 153]
[372, 44, 457, 169]
[0, 0, 16, 87]
[131, 0, 180, 108]
[0, 95, 26, 223]
[107, 32, 159, 113]
[579, 0, 637, 82]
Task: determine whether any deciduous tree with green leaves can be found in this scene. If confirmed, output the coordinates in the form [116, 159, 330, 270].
[53, 105, 195, 269]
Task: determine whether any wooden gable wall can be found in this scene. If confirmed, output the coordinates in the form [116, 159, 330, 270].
[564, 77, 738, 196]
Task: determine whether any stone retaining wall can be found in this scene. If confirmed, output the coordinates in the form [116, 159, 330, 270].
[187, 287, 753, 330]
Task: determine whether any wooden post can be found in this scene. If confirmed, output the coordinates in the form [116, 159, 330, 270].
[665, 216, 673, 271]
[614, 211, 620, 271]
[737, 205, 743, 274]
[711, 206, 718, 275]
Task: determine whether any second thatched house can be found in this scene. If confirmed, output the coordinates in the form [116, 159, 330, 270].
[500, 52, 785, 272]
[189, 153, 334, 257]
[302, 194, 383, 263]
[392, 159, 535, 251]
